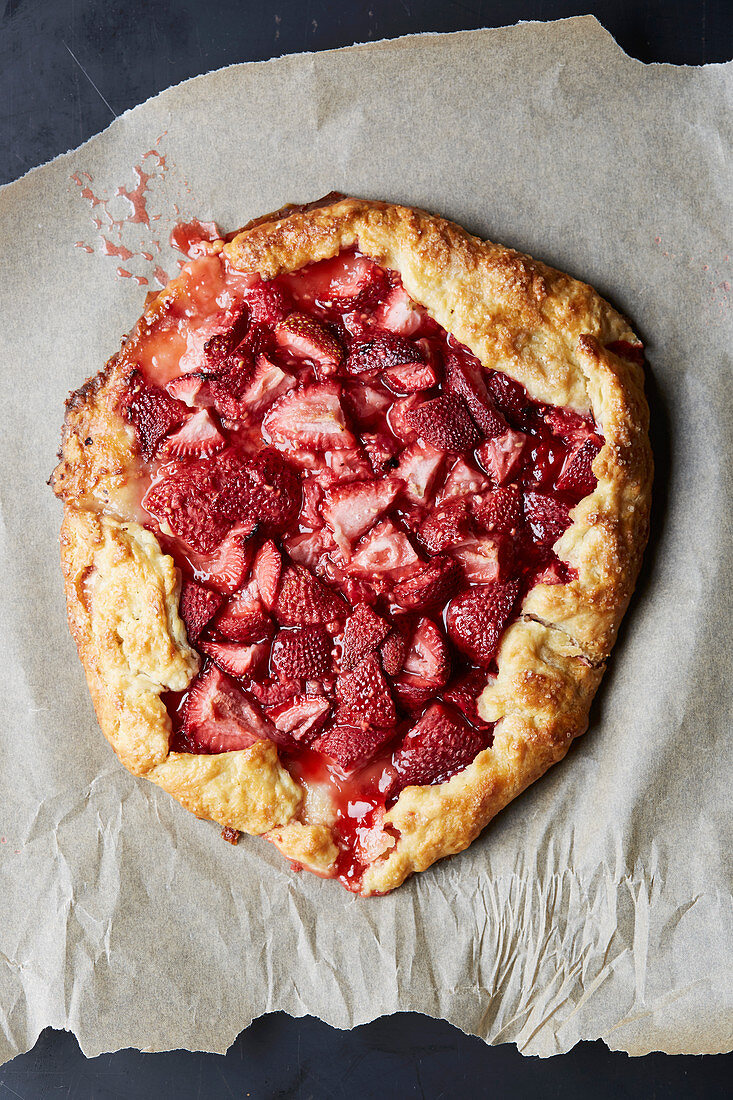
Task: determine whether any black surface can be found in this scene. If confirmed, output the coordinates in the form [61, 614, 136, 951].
[1, 0, 731, 1094]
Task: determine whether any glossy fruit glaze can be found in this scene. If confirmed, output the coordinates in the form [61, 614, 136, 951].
[120, 242, 607, 889]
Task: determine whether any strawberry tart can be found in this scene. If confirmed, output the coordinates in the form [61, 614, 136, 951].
[51, 195, 652, 895]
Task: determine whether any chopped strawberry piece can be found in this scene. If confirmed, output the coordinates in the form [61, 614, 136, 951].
[544, 406, 595, 446]
[284, 529, 334, 572]
[270, 627, 333, 679]
[346, 333, 422, 377]
[452, 536, 512, 583]
[417, 501, 473, 552]
[485, 371, 527, 421]
[334, 654, 396, 729]
[361, 432, 400, 475]
[252, 539, 282, 610]
[523, 491, 570, 547]
[443, 669, 494, 730]
[554, 436, 602, 497]
[289, 252, 389, 311]
[183, 665, 277, 752]
[275, 564, 348, 626]
[343, 383, 392, 427]
[313, 723, 394, 776]
[379, 625, 408, 677]
[322, 477, 403, 552]
[477, 428, 527, 484]
[382, 358, 440, 393]
[348, 520, 420, 578]
[212, 355, 295, 420]
[472, 485, 523, 536]
[122, 372, 189, 460]
[263, 382, 355, 451]
[408, 393, 479, 453]
[215, 588, 274, 643]
[166, 373, 213, 408]
[199, 640, 267, 679]
[275, 312, 344, 375]
[160, 408, 225, 459]
[401, 617, 450, 686]
[532, 557, 573, 586]
[446, 581, 520, 666]
[387, 394, 421, 442]
[340, 604, 391, 671]
[393, 441, 444, 504]
[266, 695, 330, 741]
[248, 678, 301, 706]
[189, 521, 257, 594]
[325, 447, 373, 484]
[606, 339, 645, 366]
[392, 555, 462, 610]
[373, 283, 422, 335]
[391, 703, 486, 790]
[180, 580, 224, 643]
[202, 307, 251, 372]
[437, 457, 490, 503]
[144, 449, 299, 553]
[444, 353, 507, 438]
[244, 281, 293, 327]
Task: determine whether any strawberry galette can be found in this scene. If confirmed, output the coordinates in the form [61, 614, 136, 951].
[52, 195, 652, 895]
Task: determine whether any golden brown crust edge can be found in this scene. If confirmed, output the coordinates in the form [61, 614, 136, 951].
[53, 195, 652, 894]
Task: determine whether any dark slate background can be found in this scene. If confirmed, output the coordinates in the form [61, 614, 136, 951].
[1, 1, 731, 1095]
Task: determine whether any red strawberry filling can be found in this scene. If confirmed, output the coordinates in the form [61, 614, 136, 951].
[120, 244, 611, 891]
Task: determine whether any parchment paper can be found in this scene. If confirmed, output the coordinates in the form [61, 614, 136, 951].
[0, 17, 731, 1060]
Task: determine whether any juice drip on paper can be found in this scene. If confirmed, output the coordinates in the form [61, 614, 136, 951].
[71, 134, 213, 289]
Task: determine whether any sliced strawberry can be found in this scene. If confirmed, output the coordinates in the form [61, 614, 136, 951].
[391, 555, 462, 610]
[379, 625, 409, 677]
[437, 457, 490, 504]
[346, 333, 422, 377]
[122, 371, 189, 460]
[443, 668, 494, 730]
[312, 723, 395, 776]
[373, 283, 422, 335]
[199, 640, 267, 679]
[212, 355, 296, 420]
[417, 502, 473, 552]
[408, 394, 479, 453]
[334, 654, 396, 729]
[183, 665, 276, 752]
[444, 353, 507, 438]
[393, 441, 444, 505]
[387, 395, 421, 443]
[348, 520, 420, 578]
[361, 432, 400, 475]
[270, 626, 333, 679]
[452, 536, 512, 583]
[248, 678, 301, 706]
[284, 529, 334, 572]
[343, 383, 392, 427]
[289, 252, 389, 312]
[471, 485, 523, 536]
[485, 371, 527, 421]
[339, 576, 378, 607]
[144, 448, 299, 552]
[166, 373, 213, 408]
[180, 580, 224, 643]
[554, 436, 602, 497]
[391, 703, 486, 790]
[252, 539, 282, 610]
[202, 306, 250, 371]
[322, 477, 403, 552]
[325, 446, 373, 484]
[340, 604, 391, 671]
[477, 428, 527, 484]
[275, 312, 344, 375]
[266, 695, 330, 741]
[244, 281, 293, 326]
[160, 408, 225, 459]
[190, 521, 257, 594]
[523, 491, 570, 547]
[402, 617, 450, 686]
[544, 406, 595, 446]
[382, 359, 439, 393]
[215, 588, 274, 643]
[275, 564, 348, 626]
[445, 581, 520, 667]
[263, 382, 355, 451]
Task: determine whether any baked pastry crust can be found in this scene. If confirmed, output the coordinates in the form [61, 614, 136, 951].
[52, 195, 652, 894]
